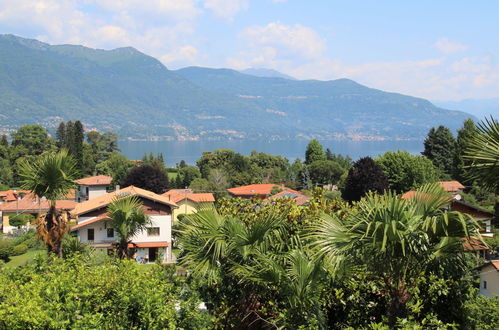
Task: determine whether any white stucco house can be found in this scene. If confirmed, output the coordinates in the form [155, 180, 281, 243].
[74, 175, 113, 202]
[478, 260, 499, 297]
[70, 186, 178, 263]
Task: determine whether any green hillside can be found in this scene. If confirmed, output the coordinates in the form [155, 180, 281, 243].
[0, 34, 472, 140]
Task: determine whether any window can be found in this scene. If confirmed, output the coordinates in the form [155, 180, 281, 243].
[483, 281, 487, 289]
[107, 228, 114, 238]
[147, 227, 160, 236]
[87, 228, 94, 241]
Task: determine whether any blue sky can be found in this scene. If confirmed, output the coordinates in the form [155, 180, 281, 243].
[0, 0, 497, 100]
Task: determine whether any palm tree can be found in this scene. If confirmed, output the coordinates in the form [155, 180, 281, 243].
[178, 209, 324, 328]
[107, 195, 150, 259]
[19, 150, 78, 257]
[311, 183, 481, 326]
[464, 116, 499, 191]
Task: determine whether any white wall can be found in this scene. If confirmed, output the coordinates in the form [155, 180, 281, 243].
[77, 185, 108, 202]
[480, 264, 499, 297]
[76, 214, 173, 262]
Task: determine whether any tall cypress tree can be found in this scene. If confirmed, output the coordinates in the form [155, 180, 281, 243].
[422, 125, 456, 175]
[56, 122, 66, 149]
[453, 119, 477, 183]
[73, 121, 84, 172]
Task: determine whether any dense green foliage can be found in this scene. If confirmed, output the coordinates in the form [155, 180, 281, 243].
[0, 256, 210, 329]
[376, 150, 441, 192]
[343, 157, 388, 202]
[453, 118, 478, 183]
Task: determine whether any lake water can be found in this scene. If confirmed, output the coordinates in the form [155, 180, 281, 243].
[118, 140, 424, 167]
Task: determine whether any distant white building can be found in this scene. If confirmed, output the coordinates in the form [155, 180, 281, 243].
[74, 175, 113, 202]
[70, 186, 178, 263]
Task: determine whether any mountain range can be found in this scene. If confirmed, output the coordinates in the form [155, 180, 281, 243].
[0, 34, 474, 141]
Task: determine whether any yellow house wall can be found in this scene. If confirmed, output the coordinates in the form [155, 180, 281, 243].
[480, 264, 499, 297]
[173, 200, 213, 222]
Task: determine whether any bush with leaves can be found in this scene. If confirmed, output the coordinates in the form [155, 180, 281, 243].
[0, 256, 211, 329]
[11, 244, 28, 256]
[464, 294, 499, 330]
[0, 240, 13, 262]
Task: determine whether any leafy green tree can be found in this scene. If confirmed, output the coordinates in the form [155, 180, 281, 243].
[377, 150, 441, 192]
[56, 122, 66, 148]
[178, 159, 187, 168]
[121, 164, 169, 194]
[141, 152, 165, 170]
[0, 158, 13, 188]
[11, 125, 55, 158]
[305, 139, 326, 165]
[96, 153, 136, 186]
[343, 157, 388, 202]
[422, 125, 456, 174]
[453, 119, 478, 183]
[312, 183, 482, 326]
[108, 196, 151, 259]
[178, 166, 201, 188]
[18, 150, 78, 257]
[308, 160, 344, 186]
[9, 214, 33, 228]
[86, 130, 119, 163]
[0, 134, 7, 147]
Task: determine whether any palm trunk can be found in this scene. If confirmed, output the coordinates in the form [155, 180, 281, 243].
[38, 202, 66, 258]
[117, 239, 129, 259]
[387, 281, 410, 327]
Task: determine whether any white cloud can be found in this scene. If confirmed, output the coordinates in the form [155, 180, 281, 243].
[434, 38, 468, 54]
[160, 45, 199, 65]
[204, 0, 249, 21]
[240, 22, 326, 62]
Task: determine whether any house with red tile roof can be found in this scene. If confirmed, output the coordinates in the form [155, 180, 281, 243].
[0, 196, 77, 234]
[162, 189, 215, 221]
[437, 181, 465, 195]
[74, 175, 113, 202]
[0, 190, 30, 203]
[478, 260, 499, 297]
[227, 184, 294, 199]
[71, 186, 178, 263]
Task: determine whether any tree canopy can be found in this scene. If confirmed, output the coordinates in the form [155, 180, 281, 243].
[342, 157, 388, 202]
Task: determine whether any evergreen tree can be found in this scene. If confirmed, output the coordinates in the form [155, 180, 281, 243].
[178, 160, 187, 168]
[305, 139, 326, 165]
[343, 157, 388, 202]
[454, 119, 477, 183]
[0, 135, 8, 147]
[300, 164, 313, 190]
[325, 148, 334, 161]
[73, 121, 84, 171]
[56, 122, 66, 148]
[422, 126, 456, 175]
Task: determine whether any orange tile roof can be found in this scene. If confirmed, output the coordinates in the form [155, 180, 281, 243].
[492, 260, 499, 270]
[227, 184, 292, 196]
[162, 190, 215, 203]
[72, 185, 178, 216]
[463, 237, 489, 251]
[0, 198, 77, 212]
[0, 190, 30, 202]
[70, 214, 109, 231]
[75, 175, 113, 186]
[437, 181, 465, 192]
[266, 189, 311, 206]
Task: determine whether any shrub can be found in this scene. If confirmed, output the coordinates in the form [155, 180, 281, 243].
[11, 244, 28, 256]
[0, 240, 12, 262]
[464, 294, 499, 329]
[9, 214, 35, 228]
[0, 257, 211, 329]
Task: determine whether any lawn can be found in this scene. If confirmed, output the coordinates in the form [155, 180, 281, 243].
[3, 249, 45, 269]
